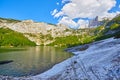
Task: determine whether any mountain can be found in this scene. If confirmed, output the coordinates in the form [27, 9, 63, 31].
[0, 14, 120, 47]
[0, 18, 72, 46]
[0, 18, 95, 47]
[105, 14, 120, 35]
[88, 16, 103, 28]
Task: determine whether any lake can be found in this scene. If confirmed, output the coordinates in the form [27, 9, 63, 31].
[0, 46, 72, 77]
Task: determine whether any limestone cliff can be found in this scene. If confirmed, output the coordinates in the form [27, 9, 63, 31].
[0, 18, 73, 45]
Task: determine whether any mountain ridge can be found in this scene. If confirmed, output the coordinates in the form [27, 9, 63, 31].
[0, 15, 120, 47]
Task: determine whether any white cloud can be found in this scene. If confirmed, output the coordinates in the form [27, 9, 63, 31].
[52, 0, 120, 28]
[58, 17, 89, 29]
[58, 17, 78, 28]
[56, 2, 59, 5]
[57, 0, 117, 19]
[77, 20, 89, 29]
[51, 9, 58, 16]
[54, 11, 64, 18]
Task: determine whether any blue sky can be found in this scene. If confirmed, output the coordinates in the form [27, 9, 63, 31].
[0, 0, 120, 27]
[0, 0, 62, 24]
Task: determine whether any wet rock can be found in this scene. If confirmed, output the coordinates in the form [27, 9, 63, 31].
[76, 45, 89, 51]
[0, 60, 13, 65]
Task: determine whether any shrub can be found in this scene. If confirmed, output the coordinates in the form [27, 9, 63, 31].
[110, 23, 120, 30]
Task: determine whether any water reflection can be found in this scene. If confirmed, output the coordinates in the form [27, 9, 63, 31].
[0, 46, 72, 77]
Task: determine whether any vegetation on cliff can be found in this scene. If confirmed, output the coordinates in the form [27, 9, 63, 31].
[48, 14, 120, 47]
[0, 27, 36, 47]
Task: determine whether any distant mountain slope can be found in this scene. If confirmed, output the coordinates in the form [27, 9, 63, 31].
[106, 14, 120, 26]
[0, 17, 21, 23]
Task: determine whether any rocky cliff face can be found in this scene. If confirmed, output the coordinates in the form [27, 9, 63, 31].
[0, 20, 68, 34]
[0, 19, 73, 45]
[88, 16, 102, 28]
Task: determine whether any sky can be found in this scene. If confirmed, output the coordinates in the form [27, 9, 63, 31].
[0, 0, 120, 28]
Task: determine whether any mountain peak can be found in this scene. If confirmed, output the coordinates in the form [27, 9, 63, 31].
[22, 20, 34, 23]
